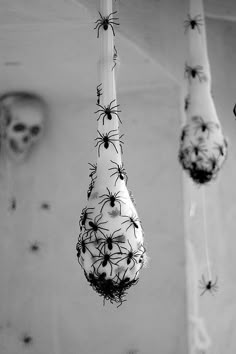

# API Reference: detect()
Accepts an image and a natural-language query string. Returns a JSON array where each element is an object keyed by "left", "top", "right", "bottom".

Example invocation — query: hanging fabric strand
[{"left": 76, "top": 0, "right": 146, "bottom": 307}]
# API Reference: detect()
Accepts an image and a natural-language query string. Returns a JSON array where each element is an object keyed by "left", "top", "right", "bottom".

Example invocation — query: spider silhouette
[
  {"left": 184, "top": 95, "right": 190, "bottom": 111},
  {"left": 96, "top": 83, "right": 102, "bottom": 105},
  {"left": 189, "top": 140, "right": 208, "bottom": 157},
  {"left": 84, "top": 213, "right": 109, "bottom": 241},
  {"left": 94, "top": 11, "right": 119, "bottom": 38},
  {"left": 116, "top": 241, "right": 145, "bottom": 271},
  {"left": 121, "top": 213, "right": 140, "bottom": 238},
  {"left": 185, "top": 63, "right": 207, "bottom": 82},
  {"left": 29, "top": 241, "right": 41, "bottom": 253},
  {"left": 109, "top": 160, "right": 128, "bottom": 185},
  {"left": 95, "top": 99, "right": 122, "bottom": 125},
  {"left": 99, "top": 187, "right": 125, "bottom": 213},
  {"left": 87, "top": 179, "right": 95, "bottom": 199},
  {"left": 79, "top": 207, "right": 94, "bottom": 231},
  {"left": 95, "top": 129, "right": 120, "bottom": 157},
  {"left": 213, "top": 142, "right": 225, "bottom": 158},
  {"left": 112, "top": 45, "right": 118, "bottom": 70},
  {"left": 92, "top": 249, "right": 121, "bottom": 276},
  {"left": 76, "top": 234, "right": 96, "bottom": 258},
  {"left": 192, "top": 116, "right": 218, "bottom": 138},
  {"left": 199, "top": 275, "right": 218, "bottom": 296},
  {"left": 21, "top": 333, "right": 33, "bottom": 346},
  {"left": 184, "top": 14, "right": 203, "bottom": 33},
  {"left": 180, "top": 125, "right": 190, "bottom": 143},
  {"left": 88, "top": 162, "right": 97, "bottom": 179},
  {"left": 97, "top": 228, "right": 126, "bottom": 254}
]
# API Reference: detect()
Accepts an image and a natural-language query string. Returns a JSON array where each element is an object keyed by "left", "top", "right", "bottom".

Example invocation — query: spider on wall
[
  {"left": 199, "top": 275, "right": 219, "bottom": 296},
  {"left": 184, "top": 14, "right": 203, "bottom": 33},
  {"left": 94, "top": 11, "right": 119, "bottom": 38}
]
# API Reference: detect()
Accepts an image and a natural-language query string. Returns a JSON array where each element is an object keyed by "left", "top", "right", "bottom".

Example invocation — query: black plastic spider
[
  {"left": 192, "top": 116, "right": 218, "bottom": 138},
  {"left": 29, "top": 241, "right": 41, "bottom": 253},
  {"left": 184, "top": 14, "right": 203, "bottom": 33},
  {"left": 97, "top": 228, "right": 126, "bottom": 254},
  {"left": 9, "top": 197, "right": 16, "bottom": 211},
  {"left": 76, "top": 233, "right": 96, "bottom": 258},
  {"left": 180, "top": 125, "right": 190, "bottom": 143},
  {"left": 184, "top": 95, "right": 190, "bottom": 111},
  {"left": 88, "top": 162, "right": 97, "bottom": 179},
  {"left": 95, "top": 99, "right": 122, "bottom": 125},
  {"left": 87, "top": 179, "right": 95, "bottom": 199},
  {"left": 92, "top": 249, "right": 121, "bottom": 276},
  {"left": 116, "top": 240, "right": 145, "bottom": 271},
  {"left": 94, "top": 11, "right": 119, "bottom": 38},
  {"left": 99, "top": 187, "right": 125, "bottom": 213},
  {"left": 112, "top": 45, "right": 118, "bottom": 70},
  {"left": 96, "top": 83, "right": 102, "bottom": 105},
  {"left": 189, "top": 140, "right": 208, "bottom": 157},
  {"left": 213, "top": 142, "right": 225, "bottom": 158},
  {"left": 109, "top": 160, "right": 128, "bottom": 185},
  {"left": 95, "top": 129, "right": 120, "bottom": 157},
  {"left": 79, "top": 207, "right": 94, "bottom": 231},
  {"left": 185, "top": 63, "right": 207, "bottom": 82},
  {"left": 121, "top": 213, "right": 140, "bottom": 238},
  {"left": 21, "top": 333, "right": 33, "bottom": 346},
  {"left": 84, "top": 213, "right": 109, "bottom": 241},
  {"left": 199, "top": 275, "right": 218, "bottom": 296}
]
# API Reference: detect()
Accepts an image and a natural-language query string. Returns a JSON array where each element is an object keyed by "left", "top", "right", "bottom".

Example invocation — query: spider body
[
  {"left": 184, "top": 14, "right": 203, "bottom": 33},
  {"left": 84, "top": 213, "right": 109, "bottom": 240},
  {"left": 94, "top": 11, "right": 119, "bottom": 38},
  {"left": 117, "top": 241, "right": 145, "bottom": 271},
  {"left": 99, "top": 187, "right": 125, "bottom": 213},
  {"left": 97, "top": 228, "right": 125, "bottom": 254},
  {"left": 96, "top": 83, "right": 102, "bottom": 105},
  {"left": 189, "top": 140, "right": 207, "bottom": 157},
  {"left": 192, "top": 116, "right": 218, "bottom": 137},
  {"left": 92, "top": 249, "right": 121, "bottom": 276},
  {"left": 95, "top": 99, "right": 122, "bottom": 125},
  {"left": 109, "top": 160, "right": 128, "bottom": 185},
  {"left": 95, "top": 129, "right": 119, "bottom": 157},
  {"left": 185, "top": 64, "right": 207, "bottom": 82},
  {"left": 79, "top": 207, "right": 94, "bottom": 231},
  {"left": 184, "top": 95, "right": 190, "bottom": 111},
  {"left": 199, "top": 275, "right": 218, "bottom": 296},
  {"left": 121, "top": 213, "right": 140, "bottom": 238}
]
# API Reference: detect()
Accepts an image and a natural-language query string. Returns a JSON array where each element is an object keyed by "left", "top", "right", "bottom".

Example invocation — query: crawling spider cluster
[{"left": 178, "top": 115, "right": 228, "bottom": 184}]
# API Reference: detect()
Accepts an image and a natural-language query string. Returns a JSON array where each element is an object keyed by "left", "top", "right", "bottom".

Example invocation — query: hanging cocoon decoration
[
  {"left": 76, "top": 0, "right": 146, "bottom": 306},
  {"left": 178, "top": 0, "right": 228, "bottom": 185}
]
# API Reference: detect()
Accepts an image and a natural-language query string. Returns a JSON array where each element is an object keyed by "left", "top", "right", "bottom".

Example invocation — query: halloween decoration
[
  {"left": 178, "top": 0, "right": 228, "bottom": 185},
  {"left": 0, "top": 92, "right": 47, "bottom": 162},
  {"left": 76, "top": 0, "right": 146, "bottom": 306}
]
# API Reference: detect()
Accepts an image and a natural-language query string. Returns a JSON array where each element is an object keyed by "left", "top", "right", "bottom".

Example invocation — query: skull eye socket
[
  {"left": 30, "top": 126, "right": 40, "bottom": 136},
  {"left": 13, "top": 123, "right": 26, "bottom": 132}
]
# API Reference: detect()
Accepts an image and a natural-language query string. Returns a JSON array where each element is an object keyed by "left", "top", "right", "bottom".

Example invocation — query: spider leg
[
  {"left": 99, "top": 199, "right": 110, "bottom": 213},
  {"left": 109, "top": 23, "right": 116, "bottom": 36},
  {"left": 109, "top": 140, "right": 119, "bottom": 154},
  {"left": 200, "top": 288, "right": 208, "bottom": 296}
]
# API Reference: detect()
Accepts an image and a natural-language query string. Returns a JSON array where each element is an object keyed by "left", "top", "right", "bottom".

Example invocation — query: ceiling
[{"left": 0, "top": 0, "right": 235, "bottom": 103}]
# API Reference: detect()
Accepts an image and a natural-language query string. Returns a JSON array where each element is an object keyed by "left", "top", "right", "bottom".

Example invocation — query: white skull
[{"left": 0, "top": 93, "right": 46, "bottom": 162}]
